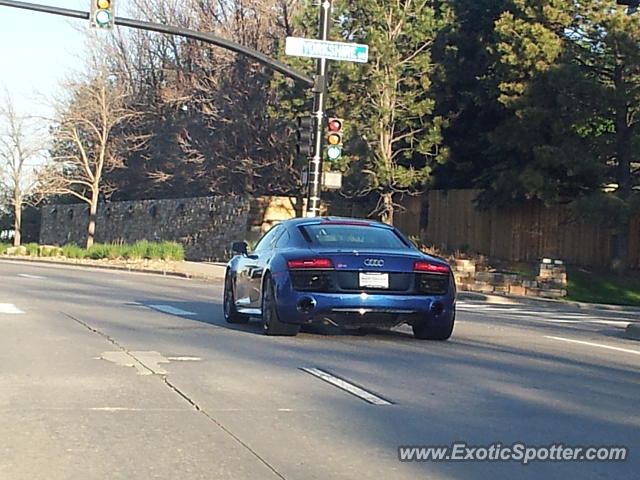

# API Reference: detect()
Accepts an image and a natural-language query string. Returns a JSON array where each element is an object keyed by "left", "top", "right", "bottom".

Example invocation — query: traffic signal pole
[{"left": 305, "top": 0, "right": 332, "bottom": 218}]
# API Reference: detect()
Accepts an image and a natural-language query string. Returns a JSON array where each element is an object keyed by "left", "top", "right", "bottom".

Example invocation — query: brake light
[
  {"left": 320, "top": 220, "right": 371, "bottom": 226},
  {"left": 414, "top": 261, "right": 449, "bottom": 274},
  {"left": 287, "top": 258, "right": 334, "bottom": 269}
]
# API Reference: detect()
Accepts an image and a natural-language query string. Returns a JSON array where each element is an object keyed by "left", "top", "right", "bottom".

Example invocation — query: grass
[
  {"left": 1, "top": 241, "right": 185, "bottom": 262},
  {"left": 25, "top": 243, "right": 39, "bottom": 256},
  {"left": 565, "top": 268, "right": 640, "bottom": 307},
  {"left": 61, "top": 244, "right": 88, "bottom": 259}
]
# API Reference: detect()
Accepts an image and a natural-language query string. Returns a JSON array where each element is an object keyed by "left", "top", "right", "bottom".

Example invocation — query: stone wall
[
  {"left": 39, "top": 196, "right": 258, "bottom": 261},
  {"left": 39, "top": 195, "right": 308, "bottom": 261},
  {"left": 452, "top": 257, "right": 567, "bottom": 299}
]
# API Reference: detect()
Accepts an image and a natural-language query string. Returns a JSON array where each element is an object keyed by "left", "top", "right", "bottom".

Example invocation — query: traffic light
[
  {"left": 90, "top": 0, "right": 115, "bottom": 29},
  {"left": 326, "top": 117, "right": 343, "bottom": 162},
  {"left": 296, "top": 116, "right": 315, "bottom": 157}
]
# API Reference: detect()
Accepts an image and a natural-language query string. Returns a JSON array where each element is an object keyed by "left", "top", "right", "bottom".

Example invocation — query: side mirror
[{"left": 231, "top": 241, "right": 248, "bottom": 255}]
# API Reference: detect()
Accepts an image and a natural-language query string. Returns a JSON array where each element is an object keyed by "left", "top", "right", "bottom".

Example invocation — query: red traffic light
[{"left": 327, "top": 118, "right": 342, "bottom": 132}]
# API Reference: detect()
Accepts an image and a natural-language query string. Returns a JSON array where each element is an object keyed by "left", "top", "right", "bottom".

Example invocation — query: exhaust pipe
[
  {"left": 430, "top": 301, "right": 444, "bottom": 317},
  {"left": 297, "top": 296, "right": 317, "bottom": 314}
]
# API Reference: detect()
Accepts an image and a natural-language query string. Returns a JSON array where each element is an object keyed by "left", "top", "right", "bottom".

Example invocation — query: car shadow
[{"left": 135, "top": 299, "right": 420, "bottom": 341}]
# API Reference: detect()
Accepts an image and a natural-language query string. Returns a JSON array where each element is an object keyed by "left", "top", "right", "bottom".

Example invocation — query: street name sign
[{"left": 285, "top": 37, "right": 369, "bottom": 63}]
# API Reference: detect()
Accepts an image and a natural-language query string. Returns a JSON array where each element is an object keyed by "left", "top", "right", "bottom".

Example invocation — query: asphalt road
[{"left": 1, "top": 260, "right": 638, "bottom": 480}]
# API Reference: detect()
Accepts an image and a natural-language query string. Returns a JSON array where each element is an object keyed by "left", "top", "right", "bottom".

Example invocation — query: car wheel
[
  {"left": 412, "top": 311, "right": 455, "bottom": 340},
  {"left": 261, "top": 274, "right": 300, "bottom": 336},
  {"left": 223, "top": 272, "right": 249, "bottom": 324}
]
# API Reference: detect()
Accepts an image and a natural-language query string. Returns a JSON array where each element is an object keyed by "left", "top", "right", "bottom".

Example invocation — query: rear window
[{"left": 300, "top": 224, "right": 408, "bottom": 249}]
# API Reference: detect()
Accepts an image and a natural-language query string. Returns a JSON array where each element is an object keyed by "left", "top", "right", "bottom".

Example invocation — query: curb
[
  {"left": 0, "top": 256, "right": 224, "bottom": 281},
  {"left": 625, "top": 324, "right": 640, "bottom": 341}
]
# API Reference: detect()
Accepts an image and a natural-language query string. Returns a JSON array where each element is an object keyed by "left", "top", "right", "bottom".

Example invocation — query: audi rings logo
[{"left": 363, "top": 258, "right": 384, "bottom": 268}]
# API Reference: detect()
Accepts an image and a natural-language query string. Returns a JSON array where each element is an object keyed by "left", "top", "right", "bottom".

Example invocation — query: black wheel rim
[
  {"left": 262, "top": 279, "right": 274, "bottom": 331},
  {"left": 223, "top": 276, "right": 233, "bottom": 319}
]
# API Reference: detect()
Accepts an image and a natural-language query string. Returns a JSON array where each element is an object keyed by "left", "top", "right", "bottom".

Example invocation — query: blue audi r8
[{"left": 223, "top": 217, "right": 456, "bottom": 339}]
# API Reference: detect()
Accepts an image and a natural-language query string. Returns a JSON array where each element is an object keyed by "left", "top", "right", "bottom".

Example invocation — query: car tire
[
  {"left": 412, "top": 311, "right": 455, "bottom": 340},
  {"left": 223, "top": 272, "right": 249, "bottom": 324},
  {"left": 261, "top": 274, "right": 300, "bottom": 336}
]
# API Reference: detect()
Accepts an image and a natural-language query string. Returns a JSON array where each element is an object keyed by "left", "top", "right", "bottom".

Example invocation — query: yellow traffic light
[{"left": 327, "top": 133, "right": 341, "bottom": 145}]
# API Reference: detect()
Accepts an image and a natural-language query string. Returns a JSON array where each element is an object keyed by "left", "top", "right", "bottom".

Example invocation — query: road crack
[{"left": 62, "top": 312, "right": 287, "bottom": 480}]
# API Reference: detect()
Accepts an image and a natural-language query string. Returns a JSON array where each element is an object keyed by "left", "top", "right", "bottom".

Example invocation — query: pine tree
[
  {"left": 318, "top": 0, "right": 453, "bottom": 224},
  {"left": 488, "top": 0, "right": 640, "bottom": 269}
]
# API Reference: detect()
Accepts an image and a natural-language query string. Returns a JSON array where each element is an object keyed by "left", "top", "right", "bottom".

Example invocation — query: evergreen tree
[
  {"left": 327, "top": 0, "right": 452, "bottom": 224},
  {"left": 432, "top": 0, "right": 513, "bottom": 189},
  {"left": 488, "top": 0, "right": 640, "bottom": 269}
]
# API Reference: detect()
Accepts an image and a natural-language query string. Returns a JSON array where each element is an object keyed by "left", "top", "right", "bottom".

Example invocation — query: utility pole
[{"left": 305, "top": 0, "right": 332, "bottom": 218}]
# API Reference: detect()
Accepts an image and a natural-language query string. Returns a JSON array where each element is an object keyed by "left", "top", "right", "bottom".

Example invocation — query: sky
[{"left": 0, "top": 0, "right": 123, "bottom": 118}]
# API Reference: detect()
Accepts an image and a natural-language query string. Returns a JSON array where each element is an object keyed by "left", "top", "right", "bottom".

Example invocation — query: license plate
[{"left": 359, "top": 272, "right": 389, "bottom": 289}]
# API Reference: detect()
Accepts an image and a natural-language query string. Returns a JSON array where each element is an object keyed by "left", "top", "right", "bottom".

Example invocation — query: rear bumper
[{"left": 275, "top": 287, "right": 455, "bottom": 328}]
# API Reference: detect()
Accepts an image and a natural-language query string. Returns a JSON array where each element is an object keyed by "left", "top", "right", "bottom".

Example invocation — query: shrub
[
  {"left": 104, "top": 243, "right": 127, "bottom": 260},
  {"left": 126, "top": 240, "right": 151, "bottom": 259},
  {"left": 158, "top": 241, "right": 185, "bottom": 261},
  {"left": 25, "top": 243, "right": 39, "bottom": 256},
  {"left": 38, "top": 245, "right": 62, "bottom": 257},
  {"left": 61, "top": 244, "right": 87, "bottom": 259},
  {"left": 124, "top": 240, "right": 184, "bottom": 261},
  {"left": 1, "top": 241, "right": 185, "bottom": 261},
  {"left": 87, "top": 244, "right": 112, "bottom": 260}
]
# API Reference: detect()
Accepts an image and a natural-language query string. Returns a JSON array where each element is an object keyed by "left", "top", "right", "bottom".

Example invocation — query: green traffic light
[
  {"left": 95, "top": 9, "right": 111, "bottom": 25},
  {"left": 327, "top": 145, "right": 342, "bottom": 160}
]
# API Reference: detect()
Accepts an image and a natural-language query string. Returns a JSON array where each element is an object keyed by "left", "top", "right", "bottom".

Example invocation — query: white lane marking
[
  {"left": 545, "top": 336, "right": 640, "bottom": 356},
  {"left": 166, "top": 356, "right": 201, "bottom": 361},
  {"left": 18, "top": 274, "right": 45, "bottom": 279},
  {"left": 458, "top": 305, "right": 533, "bottom": 314},
  {"left": 587, "top": 320, "right": 631, "bottom": 328},
  {"left": 0, "top": 303, "right": 24, "bottom": 314},
  {"left": 541, "top": 319, "right": 583, "bottom": 324},
  {"left": 460, "top": 304, "right": 630, "bottom": 327},
  {"left": 537, "top": 319, "right": 629, "bottom": 328},
  {"left": 89, "top": 407, "right": 145, "bottom": 412},
  {"left": 147, "top": 305, "right": 196, "bottom": 316},
  {"left": 301, "top": 367, "right": 393, "bottom": 406}
]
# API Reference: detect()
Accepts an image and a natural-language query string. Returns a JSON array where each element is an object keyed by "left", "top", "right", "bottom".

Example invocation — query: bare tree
[
  {"left": 44, "top": 71, "right": 142, "bottom": 248},
  {"left": 0, "top": 92, "right": 48, "bottom": 246},
  {"left": 95, "top": 0, "right": 304, "bottom": 199}
]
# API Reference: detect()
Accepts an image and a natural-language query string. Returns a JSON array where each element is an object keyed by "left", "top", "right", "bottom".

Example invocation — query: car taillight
[
  {"left": 287, "top": 258, "right": 334, "bottom": 269},
  {"left": 414, "top": 261, "right": 449, "bottom": 274}
]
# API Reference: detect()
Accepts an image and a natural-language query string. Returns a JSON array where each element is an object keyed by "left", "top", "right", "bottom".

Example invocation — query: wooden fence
[{"left": 395, "top": 190, "right": 640, "bottom": 269}]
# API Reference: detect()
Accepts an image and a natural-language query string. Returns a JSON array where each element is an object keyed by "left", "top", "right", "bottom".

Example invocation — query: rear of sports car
[{"left": 275, "top": 222, "right": 456, "bottom": 340}]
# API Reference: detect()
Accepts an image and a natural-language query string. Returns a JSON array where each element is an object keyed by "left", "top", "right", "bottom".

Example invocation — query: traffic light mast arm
[{"left": 0, "top": 0, "right": 315, "bottom": 88}]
